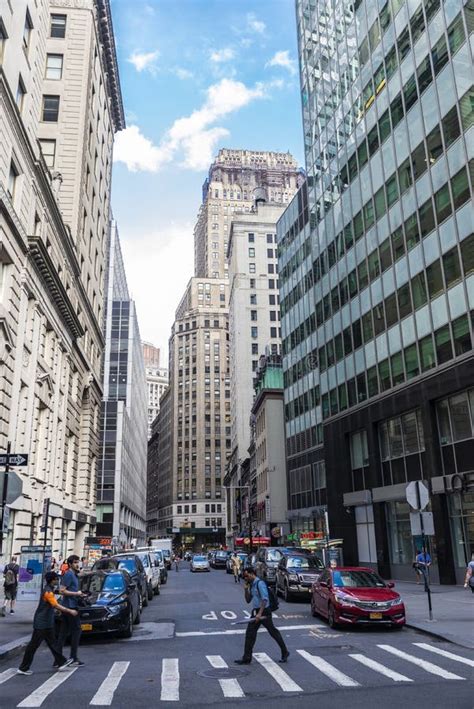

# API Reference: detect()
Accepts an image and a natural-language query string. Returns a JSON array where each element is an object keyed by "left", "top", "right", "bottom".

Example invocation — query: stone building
[
  {"left": 142, "top": 341, "right": 168, "bottom": 440},
  {"left": 0, "top": 0, "right": 124, "bottom": 560}
]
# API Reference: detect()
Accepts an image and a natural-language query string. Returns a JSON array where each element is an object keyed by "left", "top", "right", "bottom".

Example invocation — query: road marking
[
  {"left": 161, "top": 658, "right": 179, "bottom": 702},
  {"left": 0, "top": 668, "right": 17, "bottom": 685},
  {"left": 253, "top": 652, "right": 303, "bottom": 692},
  {"left": 17, "top": 668, "right": 77, "bottom": 707},
  {"left": 177, "top": 624, "right": 321, "bottom": 637},
  {"left": 349, "top": 653, "right": 412, "bottom": 682},
  {"left": 221, "top": 611, "right": 237, "bottom": 620},
  {"left": 378, "top": 645, "right": 465, "bottom": 680},
  {"left": 413, "top": 643, "right": 474, "bottom": 668},
  {"left": 206, "top": 656, "right": 245, "bottom": 698},
  {"left": 297, "top": 649, "right": 359, "bottom": 687},
  {"left": 90, "top": 661, "right": 129, "bottom": 705}
]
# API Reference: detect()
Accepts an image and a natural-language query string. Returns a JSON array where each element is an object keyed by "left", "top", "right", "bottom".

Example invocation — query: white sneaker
[
  {"left": 17, "top": 669, "right": 33, "bottom": 675},
  {"left": 58, "top": 659, "right": 75, "bottom": 671}
]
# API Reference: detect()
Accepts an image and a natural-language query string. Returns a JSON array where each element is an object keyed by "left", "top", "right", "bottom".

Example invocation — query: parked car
[
  {"left": 93, "top": 554, "right": 149, "bottom": 607},
  {"left": 134, "top": 548, "right": 161, "bottom": 598},
  {"left": 207, "top": 550, "right": 216, "bottom": 565},
  {"left": 190, "top": 555, "right": 210, "bottom": 572},
  {"left": 184, "top": 551, "right": 192, "bottom": 561},
  {"left": 151, "top": 548, "right": 168, "bottom": 584},
  {"left": 78, "top": 569, "right": 141, "bottom": 638},
  {"left": 276, "top": 554, "right": 324, "bottom": 601},
  {"left": 161, "top": 549, "right": 172, "bottom": 570},
  {"left": 226, "top": 552, "right": 248, "bottom": 574},
  {"left": 311, "top": 567, "right": 406, "bottom": 629},
  {"left": 211, "top": 550, "right": 230, "bottom": 569},
  {"left": 242, "top": 552, "right": 257, "bottom": 573},
  {"left": 254, "top": 547, "right": 302, "bottom": 588}
]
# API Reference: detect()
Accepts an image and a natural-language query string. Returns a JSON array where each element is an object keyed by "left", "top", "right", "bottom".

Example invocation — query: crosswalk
[{"left": 1, "top": 642, "right": 472, "bottom": 705}]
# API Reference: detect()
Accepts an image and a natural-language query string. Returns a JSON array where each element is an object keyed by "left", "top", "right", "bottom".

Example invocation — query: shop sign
[
  {"left": 300, "top": 531, "right": 324, "bottom": 540},
  {"left": 271, "top": 526, "right": 281, "bottom": 538}
]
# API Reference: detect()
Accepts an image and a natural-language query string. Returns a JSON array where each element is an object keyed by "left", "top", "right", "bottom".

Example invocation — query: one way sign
[{"left": 0, "top": 453, "right": 29, "bottom": 467}]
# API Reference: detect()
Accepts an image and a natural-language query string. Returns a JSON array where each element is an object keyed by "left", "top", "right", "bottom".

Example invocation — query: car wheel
[
  {"left": 154, "top": 584, "right": 160, "bottom": 595},
  {"left": 284, "top": 584, "right": 292, "bottom": 603},
  {"left": 328, "top": 604, "right": 338, "bottom": 629},
  {"left": 121, "top": 609, "right": 134, "bottom": 638},
  {"left": 134, "top": 606, "right": 141, "bottom": 625},
  {"left": 162, "top": 575, "right": 167, "bottom": 585},
  {"left": 147, "top": 584, "right": 154, "bottom": 601},
  {"left": 142, "top": 592, "right": 149, "bottom": 608}
]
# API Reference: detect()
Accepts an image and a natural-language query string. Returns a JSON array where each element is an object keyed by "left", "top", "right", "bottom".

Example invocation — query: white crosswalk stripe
[
  {"left": 297, "top": 649, "right": 359, "bottom": 687},
  {"left": 413, "top": 643, "right": 474, "bottom": 668},
  {"left": 378, "top": 645, "right": 465, "bottom": 680},
  {"left": 17, "top": 668, "right": 77, "bottom": 707},
  {"left": 349, "top": 653, "right": 413, "bottom": 682},
  {"left": 206, "top": 655, "right": 245, "bottom": 698},
  {"left": 0, "top": 668, "right": 17, "bottom": 685},
  {"left": 161, "top": 658, "right": 179, "bottom": 702},
  {"left": 253, "top": 652, "right": 303, "bottom": 692},
  {"left": 90, "top": 661, "right": 130, "bottom": 705}
]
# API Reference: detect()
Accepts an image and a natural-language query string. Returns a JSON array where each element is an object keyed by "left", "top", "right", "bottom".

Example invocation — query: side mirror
[
  {"left": 129, "top": 582, "right": 136, "bottom": 590},
  {"left": 387, "top": 581, "right": 395, "bottom": 588},
  {"left": 319, "top": 580, "right": 328, "bottom": 588}
]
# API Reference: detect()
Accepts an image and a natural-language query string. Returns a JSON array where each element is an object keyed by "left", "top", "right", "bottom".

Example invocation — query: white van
[{"left": 133, "top": 548, "right": 161, "bottom": 600}]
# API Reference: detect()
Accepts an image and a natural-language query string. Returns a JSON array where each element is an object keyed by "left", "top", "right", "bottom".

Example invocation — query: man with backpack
[
  {"left": 2, "top": 555, "right": 20, "bottom": 616},
  {"left": 235, "top": 567, "right": 289, "bottom": 665}
]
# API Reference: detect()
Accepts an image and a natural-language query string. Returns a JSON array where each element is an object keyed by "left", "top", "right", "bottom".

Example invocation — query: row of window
[{"left": 251, "top": 326, "right": 281, "bottom": 339}]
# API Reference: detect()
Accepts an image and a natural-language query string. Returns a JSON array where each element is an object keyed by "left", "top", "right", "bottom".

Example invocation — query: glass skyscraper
[{"left": 279, "top": 0, "right": 474, "bottom": 583}]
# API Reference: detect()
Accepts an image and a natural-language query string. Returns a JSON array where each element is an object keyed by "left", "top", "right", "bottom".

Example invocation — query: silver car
[{"left": 190, "top": 555, "right": 210, "bottom": 572}]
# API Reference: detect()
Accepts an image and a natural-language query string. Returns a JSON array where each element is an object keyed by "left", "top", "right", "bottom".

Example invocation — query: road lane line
[
  {"left": 297, "top": 649, "right": 359, "bottom": 687},
  {"left": 378, "top": 645, "right": 465, "bottom": 680},
  {"left": 17, "top": 668, "right": 77, "bottom": 707},
  {"left": 349, "top": 653, "right": 412, "bottom": 682},
  {"left": 253, "top": 652, "right": 303, "bottom": 692},
  {"left": 90, "top": 661, "right": 129, "bottom": 705},
  {"left": 161, "top": 658, "right": 179, "bottom": 702},
  {"left": 413, "top": 643, "right": 474, "bottom": 668},
  {"left": 176, "top": 623, "right": 323, "bottom": 637},
  {"left": 0, "top": 668, "right": 17, "bottom": 685},
  {"left": 206, "top": 656, "right": 245, "bottom": 698}
]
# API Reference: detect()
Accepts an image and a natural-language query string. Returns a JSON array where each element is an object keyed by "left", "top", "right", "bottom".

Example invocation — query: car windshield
[
  {"left": 135, "top": 553, "right": 150, "bottom": 568},
  {"left": 216, "top": 552, "right": 227, "bottom": 558},
  {"left": 82, "top": 574, "right": 125, "bottom": 593},
  {"left": 116, "top": 559, "right": 136, "bottom": 573},
  {"left": 287, "top": 556, "right": 322, "bottom": 569},
  {"left": 332, "top": 570, "right": 386, "bottom": 588},
  {"left": 266, "top": 549, "right": 282, "bottom": 562},
  {"left": 153, "top": 551, "right": 163, "bottom": 563},
  {"left": 162, "top": 550, "right": 170, "bottom": 558},
  {"left": 193, "top": 556, "right": 206, "bottom": 562}
]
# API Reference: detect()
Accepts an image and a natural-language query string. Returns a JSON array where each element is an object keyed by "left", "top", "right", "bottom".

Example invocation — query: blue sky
[{"left": 110, "top": 0, "right": 304, "bottom": 362}]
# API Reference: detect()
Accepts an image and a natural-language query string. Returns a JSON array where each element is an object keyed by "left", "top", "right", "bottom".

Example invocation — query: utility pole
[{"left": 0, "top": 441, "right": 11, "bottom": 555}]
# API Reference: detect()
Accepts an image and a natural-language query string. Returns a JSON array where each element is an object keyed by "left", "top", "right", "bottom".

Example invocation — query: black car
[
  {"left": 211, "top": 550, "right": 230, "bottom": 569},
  {"left": 93, "top": 554, "right": 149, "bottom": 607},
  {"left": 276, "top": 554, "right": 324, "bottom": 601},
  {"left": 254, "top": 547, "right": 295, "bottom": 588},
  {"left": 78, "top": 570, "right": 141, "bottom": 638}
]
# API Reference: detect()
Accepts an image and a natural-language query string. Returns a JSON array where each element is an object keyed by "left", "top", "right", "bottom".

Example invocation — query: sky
[{"left": 109, "top": 0, "right": 304, "bottom": 365}]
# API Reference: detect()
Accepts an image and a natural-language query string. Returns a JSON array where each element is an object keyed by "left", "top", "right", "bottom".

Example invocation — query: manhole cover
[{"left": 198, "top": 668, "right": 250, "bottom": 679}]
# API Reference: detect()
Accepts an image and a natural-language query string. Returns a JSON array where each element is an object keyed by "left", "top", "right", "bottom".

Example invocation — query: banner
[{"left": 18, "top": 545, "right": 52, "bottom": 602}]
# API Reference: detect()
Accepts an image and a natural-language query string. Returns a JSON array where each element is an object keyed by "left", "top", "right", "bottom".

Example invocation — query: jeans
[
  {"left": 57, "top": 613, "right": 82, "bottom": 660},
  {"left": 243, "top": 610, "right": 288, "bottom": 662},
  {"left": 19, "top": 628, "right": 67, "bottom": 671}
]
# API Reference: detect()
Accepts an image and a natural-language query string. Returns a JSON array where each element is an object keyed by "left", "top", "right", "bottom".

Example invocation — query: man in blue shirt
[
  {"left": 415, "top": 549, "right": 431, "bottom": 584},
  {"left": 235, "top": 567, "right": 289, "bottom": 665},
  {"left": 56, "top": 555, "right": 86, "bottom": 667}
]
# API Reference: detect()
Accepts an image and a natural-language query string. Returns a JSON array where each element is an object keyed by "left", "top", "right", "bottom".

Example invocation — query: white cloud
[
  {"left": 173, "top": 67, "right": 193, "bottom": 80},
  {"left": 128, "top": 50, "right": 160, "bottom": 74},
  {"left": 114, "top": 78, "right": 268, "bottom": 173},
  {"left": 210, "top": 47, "right": 235, "bottom": 63},
  {"left": 247, "top": 12, "right": 266, "bottom": 34},
  {"left": 266, "top": 50, "right": 297, "bottom": 75}
]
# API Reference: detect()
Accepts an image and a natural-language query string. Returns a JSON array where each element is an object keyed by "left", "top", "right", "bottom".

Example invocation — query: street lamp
[{"left": 223, "top": 485, "right": 253, "bottom": 552}]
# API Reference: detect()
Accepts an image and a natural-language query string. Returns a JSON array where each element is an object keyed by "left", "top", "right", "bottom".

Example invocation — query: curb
[
  {"left": 0, "top": 635, "right": 30, "bottom": 662},
  {"left": 405, "top": 621, "right": 474, "bottom": 650}
]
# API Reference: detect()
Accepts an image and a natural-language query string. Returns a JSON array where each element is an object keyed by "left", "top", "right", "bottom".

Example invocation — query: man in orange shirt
[{"left": 17, "top": 572, "right": 77, "bottom": 675}]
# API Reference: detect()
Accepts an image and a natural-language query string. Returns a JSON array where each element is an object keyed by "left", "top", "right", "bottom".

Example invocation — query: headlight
[
  {"left": 108, "top": 601, "right": 128, "bottom": 615},
  {"left": 334, "top": 593, "right": 354, "bottom": 607},
  {"left": 390, "top": 596, "right": 403, "bottom": 606},
  {"left": 288, "top": 573, "right": 299, "bottom": 582}
]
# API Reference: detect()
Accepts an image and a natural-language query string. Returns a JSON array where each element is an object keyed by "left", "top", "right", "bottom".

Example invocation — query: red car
[{"left": 311, "top": 566, "right": 405, "bottom": 628}]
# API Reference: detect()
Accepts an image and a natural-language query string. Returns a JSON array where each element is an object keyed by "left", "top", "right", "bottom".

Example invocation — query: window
[
  {"left": 248, "top": 247, "right": 255, "bottom": 257},
  {"left": 390, "top": 93, "right": 404, "bottom": 129},
  {"left": 39, "top": 139, "right": 56, "bottom": 168},
  {"left": 403, "top": 75, "right": 418, "bottom": 113},
  {"left": 417, "top": 55, "right": 433, "bottom": 95},
  {"left": 443, "top": 248, "right": 461, "bottom": 288},
  {"left": 50, "top": 14, "right": 66, "bottom": 38},
  {"left": 251, "top": 327, "right": 258, "bottom": 338},
  {"left": 350, "top": 430, "right": 369, "bottom": 469},
  {"left": 434, "top": 183, "right": 452, "bottom": 224},
  {"left": 16, "top": 77, "right": 26, "bottom": 112},
  {"left": 23, "top": 10, "right": 33, "bottom": 52},
  {"left": 451, "top": 167, "right": 470, "bottom": 209},
  {"left": 419, "top": 334, "right": 436, "bottom": 371},
  {"left": 45, "top": 54, "right": 63, "bottom": 80},
  {"left": 250, "top": 310, "right": 257, "bottom": 321},
  {"left": 248, "top": 233, "right": 255, "bottom": 243},
  {"left": 459, "top": 88, "right": 474, "bottom": 131},
  {"left": 397, "top": 27, "right": 410, "bottom": 60},
  {"left": 460, "top": 234, "right": 474, "bottom": 276},
  {"left": 250, "top": 293, "right": 257, "bottom": 305},
  {"left": 432, "top": 34, "right": 448, "bottom": 75},
  {"left": 426, "top": 125, "right": 443, "bottom": 164},
  {"left": 7, "top": 161, "right": 19, "bottom": 200},
  {"left": 411, "top": 141, "right": 427, "bottom": 180},
  {"left": 249, "top": 263, "right": 256, "bottom": 274},
  {"left": 442, "top": 106, "right": 461, "bottom": 148},
  {"left": 452, "top": 315, "right": 471, "bottom": 355},
  {"left": 379, "top": 410, "right": 424, "bottom": 460},
  {"left": 447, "top": 13, "right": 465, "bottom": 55},
  {"left": 42, "top": 95, "right": 60, "bottom": 122},
  {"left": 410, "top": 6, "right": 425, "bottom": 45},
  {"left": 427, "top": 259, "right": 444, "bottom": 297},
  {"left": 435, "top": 324, "right": 453, "bottom": 364},
  {"left": 270, "top": 327, "right": 278, "bottom": 338},
  {"left": 251, "top": 343, "right": 258, "bottom": 355}
]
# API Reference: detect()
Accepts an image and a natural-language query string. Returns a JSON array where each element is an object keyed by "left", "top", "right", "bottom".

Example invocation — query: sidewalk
[
  {"left": 0, "top": 601, "right": 36, "bottom": 661},
  {"left": 395, "top": 580, "right": 474, "bottom": 649}
]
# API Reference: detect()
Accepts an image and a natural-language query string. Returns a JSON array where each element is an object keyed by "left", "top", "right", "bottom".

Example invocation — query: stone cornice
[
  {"left": 96, "top": 0, "right": 125, "bottom": 132},
  {"left": 0, "top": 185, "right": 29, "bottom": 256}
]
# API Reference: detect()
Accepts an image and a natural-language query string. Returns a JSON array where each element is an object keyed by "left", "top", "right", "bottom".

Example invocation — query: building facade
[
  {"left": 146, "top": 386, "right": 172, "bottom": 539},
  {"left": 97, "top": 225, "right": 148, "bottom": 546},
  {"left": 0, "top": 0, "right": 124, "bottom": 561},
  {"left": 280, "top": 0, "right": 474, "bottom": 583},
  {"left": 142, "top": 341, "right": 168, "bottom": 439}
]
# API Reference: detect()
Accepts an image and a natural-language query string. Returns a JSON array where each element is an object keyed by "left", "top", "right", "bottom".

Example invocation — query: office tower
[
  {"left": 142, "top": 341, "right": 169, "bottom": 439},
  {"left": 279, "top": 0, "right": 474, "bottom": 583},
  {"left": 0, "top": 0, "right": 124, "bottom": 558},
  {"left": 97, "top": 225, "right": 148, "bottom": 546}
]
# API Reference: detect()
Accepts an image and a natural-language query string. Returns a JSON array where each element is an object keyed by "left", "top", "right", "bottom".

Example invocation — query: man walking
[
  {"left": 231, "top": 553, "right": 242, "bottom": 583},
  {"left": 235, "top": 567, "right": 289, "bottom": 665},
  {"left": 17, "top": 571, "right": 76, "bottom": 675},
  {"left": 2, "top": 555, "right": 19, "bottom": 616},
  {"left": 56, "top": 555, "right": 86, "bottom": 667}
]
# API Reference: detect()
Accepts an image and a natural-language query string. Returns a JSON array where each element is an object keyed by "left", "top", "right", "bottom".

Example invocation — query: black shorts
[{"left": 4, "top": 585, "right": 17, "bottom": 601}]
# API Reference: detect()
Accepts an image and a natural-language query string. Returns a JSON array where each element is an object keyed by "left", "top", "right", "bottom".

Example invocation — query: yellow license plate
[
  {"left": 81, "top": 623, "right": 93, "bottom": 631},
  {"left": 369, "top": 612, "right": 383, "bottom": 620}
]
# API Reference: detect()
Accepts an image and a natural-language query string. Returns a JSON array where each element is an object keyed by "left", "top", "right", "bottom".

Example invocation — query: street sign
[
  {"left": 406, "top": 480, "right": 429, "bottom": 510},
  {"left": 0, "top": 453, "right": 28, "bottom": 466},
  {"left": 0, "top": 471, "right": 23, "bottom": 505},
  {"left": 1, "top": 506, "right": 10, "bottom": 533},
  {"left": 410, "top": 511, "right": 435, "bottom": 536}
]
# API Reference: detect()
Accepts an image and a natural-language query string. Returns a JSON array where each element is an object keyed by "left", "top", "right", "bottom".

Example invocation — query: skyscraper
[
  {"left": 279, "top": 0, "right": 474, "bottom": 583},
  {"left": 142, "top": 342, "right": 169, "bottom": 439}
]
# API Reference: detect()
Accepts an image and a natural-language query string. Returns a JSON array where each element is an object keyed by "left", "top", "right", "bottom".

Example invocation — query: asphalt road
[{"left": 0, "top": 562, "right": 473, "bottom": 708}]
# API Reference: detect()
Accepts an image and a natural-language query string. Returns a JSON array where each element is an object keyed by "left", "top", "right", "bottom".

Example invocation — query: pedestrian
[
  {"left": 2, "top": 555, "right": 20, "bottom": 616},
  {"left": 174, "top": 553, "right": 180, "bottom": 572},
  {"left": 231, "top": 553, "right": 242, "bottom": 584},
  {"left": 234, "top": 568, "right": 289, "bottom": 665},
  {"left": 60, "top": 559, "right": 69, "bottom": 576},
  {"left": 463, "top": 552, "right": 474, "bottom": 593},
  {"left": 17, "top": 571, "right": 76, "bottom": 675},
  {"left": 56, "top": 555, "right": 86, "bottom": 667},
  {"left": 414, "top": 548, "right": 431, "bottom": 584}
]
